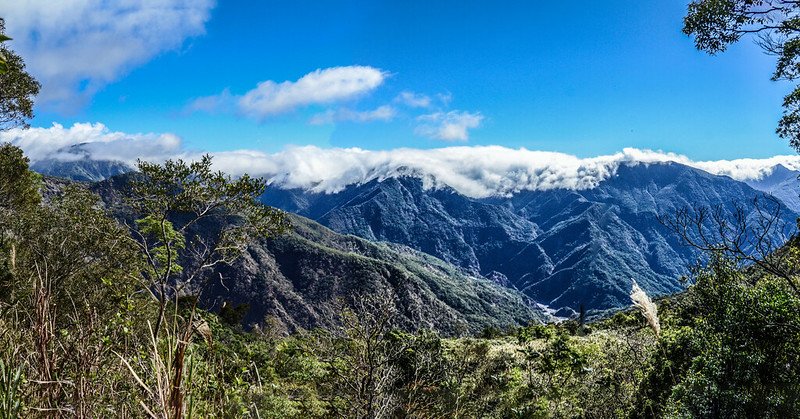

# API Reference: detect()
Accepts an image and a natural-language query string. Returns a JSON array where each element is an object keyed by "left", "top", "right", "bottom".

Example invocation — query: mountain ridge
[
  {"left": 86, "top": 175, "right": 546, "bottom": 334},
  {"left": 262, "top": 161, "right": 798, "bottom": 315}
]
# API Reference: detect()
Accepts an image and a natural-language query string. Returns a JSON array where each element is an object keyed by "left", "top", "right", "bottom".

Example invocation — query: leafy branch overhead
[
  {"left": 0, "top": 34, "right": 11, "bottom": 74},
  {"left": 131, "top": 155, "right": 290, "bottom": 266},
  {"left": 0, "top": 19, "right": 39, "bottom": 130},
  {"left": 684, "top": 0, "right": 800, "bottom": 151}
]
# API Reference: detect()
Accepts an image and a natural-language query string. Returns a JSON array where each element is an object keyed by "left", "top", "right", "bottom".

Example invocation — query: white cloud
[
  {"left": 0, "top": 0, "right": 215, "bottom": 110},
  {"left": 7, "top": 123, "right": 800, "bottom": 198},
  {"left": 0, "top": 122, "right": 183, "bottom": 164},
  {"left": 436, "top": 92, "right": 453, "bottom": 107},
  {"left": 415, "top": 111, "right": 484, "bottom": 141},
  {"left": 309, "top": 105, "right": 396, "bottom": 125},
  {"left": 190, "top": 66, "right": 388, "bottom": 120},
  {"left": 244, "top": 147, "right": 800, "bottom": 197},
  {"left": 690, "top": 156, "right": 800, "bottom": 181},
  {"left": 395, "top": 91, "right": 431, "bottom": 108}
]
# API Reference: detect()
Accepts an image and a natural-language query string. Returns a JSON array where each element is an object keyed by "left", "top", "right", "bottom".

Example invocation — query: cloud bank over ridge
[{"left": 3, "top": 122, "right": 800, "bottom": 198}]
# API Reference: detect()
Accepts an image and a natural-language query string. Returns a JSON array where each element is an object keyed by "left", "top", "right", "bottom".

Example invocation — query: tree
[
  {"left": 684, "top": 0, "right": 800, "bottom": 151},
  {"left": 125, "top": 155, "right": 289, "bottom": 418},
  {"left": 633, "top": 252, "right": 800, "bottom": 417},
  {"left": 0, "top": 145, "right": 145, "bottom": 416},
  {"left": 0, "top": 34, "right": 11, "bottom": 75},
  {"left": 0, "top": 18, "right": 40, "bottom": 130},
  {"left": 0, "top": 143, "right": 40, "bottom": 302},
  {"left": 313, "top": 294, "right": 403, "bottom": 419},
  {"left": 12, "top": 186, "right": 143, "bottom": 415},
  {"left": 659, "top": 195, "right": 800, "bottom": 296}
]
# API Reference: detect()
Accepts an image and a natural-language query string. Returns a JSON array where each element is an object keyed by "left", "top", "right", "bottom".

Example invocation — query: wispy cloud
[
  {"left": 436, "top": 92, "right": 453, "bottom": 107},
  {"left": 1, "top": 0, "right": 215, "bottom": 111},
  {"left": 8, "top": 123, "right": 800, "bottom": 198},
  {"left": 189, "top": 66, "right": 388, "bottom": 120},
  {"left": 184, "top": 89, "right": 234, "bottom": 115},
  {"left": 395, "top": 91, "right": 432, "bottom": 108},
  {"left": 415, "top": 111, "right": 484, "bottom": 141},
  {"left": 309, "top": 105, "right": 396, "bottom": 125}
]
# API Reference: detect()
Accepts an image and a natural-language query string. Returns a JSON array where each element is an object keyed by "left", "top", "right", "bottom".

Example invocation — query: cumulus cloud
[
  {"left": 415, "top": 111, "right": 484, "bottom": 141},
  {"left": 1, "top": 0, "right": 215, "bottom": 110},
  {"left": 190, "top": 66, "right": 388, "bottom": 120},
  {"left": 6, "top": 123, "right": 800, "bottom": 198},
  {"left": 309, "top": 105, "right": 396, "bottom": 125}
]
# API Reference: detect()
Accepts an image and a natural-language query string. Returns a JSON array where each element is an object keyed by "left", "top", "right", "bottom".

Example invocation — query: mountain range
[
  {"left": 261, "top": 162, "right": 800, "bottom": 316},
  {"left": 34, "top": 157, "right": 800, "bottom": 321}
]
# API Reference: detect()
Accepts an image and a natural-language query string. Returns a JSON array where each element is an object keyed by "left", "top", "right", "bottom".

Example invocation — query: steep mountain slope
[
  {"left": 264, "top": 177, "right": 541, "bottom": 275},
  {"left": 29, "top": 143, "right": 134, "bottom": 182},
  {"left": 745, "top": 164, "right": 800, "bottom": 213},
  {"left": 32, "top": 158, "right": 133, "bottom": 182},
  {"left": 262, "top": 162, "right": 798, "bottom": 315},
  {"left": 90, "top": 175, "right": 544, "bottom": 334},
  {"left": 209, "top": 214, "right": 545, "bottom": 334}
]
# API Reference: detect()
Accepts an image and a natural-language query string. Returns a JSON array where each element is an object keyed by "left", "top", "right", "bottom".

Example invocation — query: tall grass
[
  {"left": 630, "top": 280, "right": 661, "bottom": 337},
  {"left": 0, "top": 352, "right": 23, "bottom": 419}
]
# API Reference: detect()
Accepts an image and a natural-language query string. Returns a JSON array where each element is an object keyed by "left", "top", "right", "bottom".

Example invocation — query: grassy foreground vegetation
[{"left": 0, "top": 143, "right": 798, "bottom": 417}]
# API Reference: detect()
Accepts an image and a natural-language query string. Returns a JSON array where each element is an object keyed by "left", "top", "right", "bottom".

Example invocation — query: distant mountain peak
[
  {"left": 745, "top": 164, "right": 800, "bottom": 212},
  {"left": 31, "top": 157, "right": 134, "bottom": 182}
]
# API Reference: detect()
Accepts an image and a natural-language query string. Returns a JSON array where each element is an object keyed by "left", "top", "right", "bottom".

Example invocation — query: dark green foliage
[
  {"left": 125, "top": 155, "right": 292, "bottom": 417},
  {"left": 0, "top": 34, "right": 11, "bottom": 75},
  {"left": 633, "top": 326, "right": 700, "bottom": 417},
  {"left": 0, "top": 143, "right": 40, "bottom": 296},
  {"left": 0, "top": 145, "right": 147, "bottom": 414},
  {"left": 0, "top": 352, "right": 23, "bottom": 419},
  {"left": 634, "top": 253, "right": 800, "bottom": 417},
  {"left": 479, "top": 325, "right": 505, "bottom": 339},
  {"left": 219, "top": 302, "right": 251, "bottom": 328},
  {"left": 132, "top": 155, "right": 290, "bottom": 244},
  {"left": 0, "top": 19, "right": 39, "bottom": 130},
  {"left": 128, "top": 155, "right": 290, "bottom": 334},
  {"left": 0, "top": 143, "right": 40, "bottom": 212}
]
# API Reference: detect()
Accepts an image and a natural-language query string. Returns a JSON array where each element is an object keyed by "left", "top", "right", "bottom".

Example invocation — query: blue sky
[{"left": 4, "top": 0, "right": 795, "bottom": 160}]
